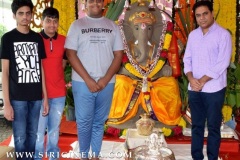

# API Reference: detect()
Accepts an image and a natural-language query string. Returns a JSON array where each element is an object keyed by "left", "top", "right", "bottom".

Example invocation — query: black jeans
[{"left": 189, "top": 88, "right": 226, "bottom": 160}]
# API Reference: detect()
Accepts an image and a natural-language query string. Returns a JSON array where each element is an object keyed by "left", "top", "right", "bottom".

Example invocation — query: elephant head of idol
[{"left": 118, "top": 1, "right": 172, "bottom": 79}]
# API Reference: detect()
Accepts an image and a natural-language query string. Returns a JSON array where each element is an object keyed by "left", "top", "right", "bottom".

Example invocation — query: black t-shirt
[{"left": 0, "top": 29, "right": 46, "bottom": 101}]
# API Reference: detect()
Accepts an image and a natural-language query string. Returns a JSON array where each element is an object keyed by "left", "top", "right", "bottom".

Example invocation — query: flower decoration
[
  {"left": 104, "top": 125, "right": 127, "bottom": 137},
  {"left": 160, "top": 50, "right": 168, "bottom": 59},
  {"left": 121, "top": 129, "right": 128, "bottom": 136},
  {"left": 161, "top": 117, "right": 186, "bottom": 137},
  {"left": 161, "top": 126, "right": 183, "bottom": 137},
  {"left": 104, "top": 116, "right": 186, "bottom": 138},
  {"left": 213, "top": 0, "right": 236, "bottom": 63},
  {"left": 162, "top": 33, "right": 172, "bottom": 50},
  {"left": 166, "top": 21, "right": 174, "bottom": 31},
  {"left": 65, "top": 82, "right": 74, "bottom": 107},
  {"left": 64, "top": 63, "right": 75, "bottom": 119},
  {"left": 178, "top": 117, "right": 187, "bottom": 128},
  {"left": 105, "top": 126, "right": 121, "bottom": 137},
  {"left": 122, "top": 54, "right": 129, "bottom": 64},
  {"left": 161, "top": 127, "right": 173, "bottom": 137},
  {"left": 172, "top": 126, "right": 183, "bottom": 135},
  {"left": 222, "top": 105, "right": 233, "bottom": 122},
  {"left": 53, "top": 0, "right": 76, "bottom": 36}
]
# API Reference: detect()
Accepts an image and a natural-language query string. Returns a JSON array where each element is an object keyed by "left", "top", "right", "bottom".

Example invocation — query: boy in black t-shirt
[{"left": 0, "top": 0, "right": 49, "bottom": 159}]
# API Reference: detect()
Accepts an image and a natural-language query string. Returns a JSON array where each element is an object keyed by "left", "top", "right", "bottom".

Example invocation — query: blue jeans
[
  {"left": 72, "top": 81, "right": 114, "bottom": 158},
  {"left": 189, "top": 88, "right": 226, "bottom": 160},
  {"left": 35, "top": 96, "right": 66, "bottom": 160},
  {"left": 11, "top": 100, "right": 42, "bottom": 160}
]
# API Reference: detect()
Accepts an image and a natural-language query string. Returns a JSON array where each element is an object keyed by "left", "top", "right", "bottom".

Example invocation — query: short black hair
[
  {"left": 193, "top": 0, "right": 213, "bottom": 15},
  {"left": 11, "top": 0, "right": 34, "bottom": 15},
  {"left": 42, "top": 7, "right": 59, "bottom": 20}
]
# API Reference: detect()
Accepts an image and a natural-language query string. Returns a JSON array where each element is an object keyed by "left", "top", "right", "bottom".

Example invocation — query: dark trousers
[{"left": 189, "top": 88, "right": 226, "bottom": 160}]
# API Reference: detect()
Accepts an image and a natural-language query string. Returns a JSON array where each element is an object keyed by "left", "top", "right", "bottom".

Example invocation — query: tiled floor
[{"left": 0, "top": 118, "right": 12, "bottom": 143}]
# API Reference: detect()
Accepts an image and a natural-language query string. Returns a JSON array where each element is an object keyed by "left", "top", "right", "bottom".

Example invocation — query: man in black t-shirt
[{"left": 0, "top": 0, "right": 49, "bottom": 159}]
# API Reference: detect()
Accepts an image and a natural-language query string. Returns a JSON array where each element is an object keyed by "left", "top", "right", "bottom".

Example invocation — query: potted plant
[{"left": 64, "top": 63, "right": 75, "bottom": 121}]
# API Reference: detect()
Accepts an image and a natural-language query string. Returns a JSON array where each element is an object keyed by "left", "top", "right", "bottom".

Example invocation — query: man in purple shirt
[{"left": 183, "top": 1, "right": 232, "bottom": 160}]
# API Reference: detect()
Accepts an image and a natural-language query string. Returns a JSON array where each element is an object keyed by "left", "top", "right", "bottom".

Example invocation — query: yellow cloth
[{"left": 107, "top": 75, "right": 182, "bottom": 125}]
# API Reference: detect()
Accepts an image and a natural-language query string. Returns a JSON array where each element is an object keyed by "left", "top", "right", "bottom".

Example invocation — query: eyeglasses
[{"left": 87, "top": 0, "right": 103, "bottom": 4}]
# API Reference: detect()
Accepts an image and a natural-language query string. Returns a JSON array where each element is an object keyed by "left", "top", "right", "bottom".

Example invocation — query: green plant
[
  {"left": 177, "top": 64, "right": 189, "bottom": 111},
  {"left": 64, "top": 63, "right": 74, "bottom": 115},
  {"left": 0, "top": 24, "right": 7, "bottom": 43},
  {"left": 105, "top": 0, "right": 125, "bottom": 21},
  {"left": 226, "top": 63, "right": 240, "bottom": 114},
  {"left": 66, "top": 83, "right": 74, "bottom": 107}
]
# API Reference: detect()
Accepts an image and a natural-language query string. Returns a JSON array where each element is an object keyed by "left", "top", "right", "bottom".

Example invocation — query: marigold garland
[
  {"left": 222, "top": 105, "right": 233, "bottom": 122},
  {"left": 178, "top": 117, "right": 187, "bottom": 128},
  {"left": 162, "top": 127, "right": 172, "bottom": 136},
  {"left": 53, "top": 0, "right": 76, "bottom": 36},
  {"left": 124, "top": 59, "right": 166, "bottom": 79},
  {"left": 162, "top": 33, "right": 172, "bottom": 50},
  {"left": 213, "top": 0, "right": 236, "bottom": 62}
]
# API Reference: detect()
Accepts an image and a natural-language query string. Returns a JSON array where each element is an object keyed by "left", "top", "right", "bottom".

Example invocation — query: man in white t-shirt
[{"left": 64, "top": 0, "right": 124, "bottom": 159}]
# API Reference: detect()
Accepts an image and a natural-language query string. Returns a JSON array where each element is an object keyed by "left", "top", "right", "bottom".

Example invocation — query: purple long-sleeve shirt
[{"left": 183, "top": 22, "right": 232, "bottom": 93}]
